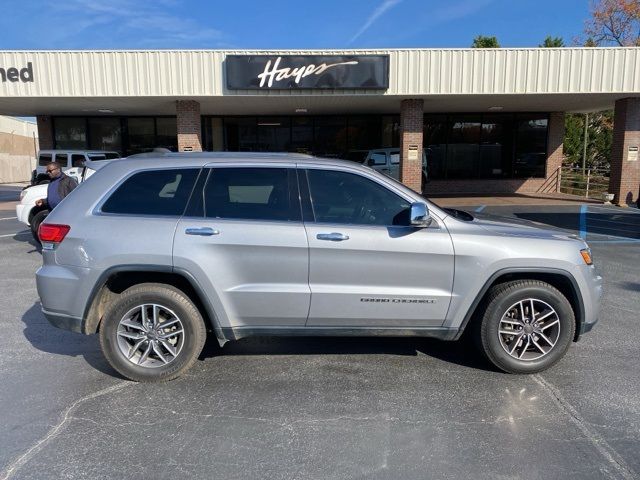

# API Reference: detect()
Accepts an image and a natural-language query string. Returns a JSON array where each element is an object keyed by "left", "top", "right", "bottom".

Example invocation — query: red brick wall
[
  {"left": 176, "top": 100, "right": 202, "bottom": 152},
  {"left": 425, "top": 178, "right": 548, "bottom": 195},
  {"left": 399, "top": 99, "right": 424, "bottom": 192},
  {"left": 546, "top": 112, "right": 565, "bottom": 190},
  {"left": 609, "top": 97, "right": 640, "bottom": 206},
  {"left": 36, "top": 116, "right": 53, "bottom": 150}
]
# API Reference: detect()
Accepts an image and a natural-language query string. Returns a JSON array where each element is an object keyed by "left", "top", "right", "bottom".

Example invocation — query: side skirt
[{"left": 221, "top": 326, "right": 459, "bottom": 342}]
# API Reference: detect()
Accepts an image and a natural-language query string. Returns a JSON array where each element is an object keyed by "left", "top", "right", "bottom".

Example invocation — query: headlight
[
  {"left": 580, "top": 248, "right": 593, "bottom": 265},
  {"left": 19, "top": 189, "right": 27, "bottom": 201}
]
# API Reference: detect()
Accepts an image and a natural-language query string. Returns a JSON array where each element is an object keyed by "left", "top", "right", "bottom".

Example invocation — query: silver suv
[{"left": 36, "top": 153, "right": 602, "bottom": 382}]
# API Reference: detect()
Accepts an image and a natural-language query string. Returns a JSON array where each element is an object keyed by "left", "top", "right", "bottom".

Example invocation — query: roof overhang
[{"left": 1, "top": 48, "right": 639, "bottom": 116}]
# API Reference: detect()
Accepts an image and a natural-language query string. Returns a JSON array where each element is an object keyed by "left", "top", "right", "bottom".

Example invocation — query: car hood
[{"left": 469, "top": 212, "right": 582, "bottom": 242}]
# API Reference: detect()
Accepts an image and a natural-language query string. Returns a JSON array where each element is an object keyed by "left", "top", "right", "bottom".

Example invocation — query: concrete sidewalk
[{"left": 429, "top": 192, "right": 607, "bottom": 207}]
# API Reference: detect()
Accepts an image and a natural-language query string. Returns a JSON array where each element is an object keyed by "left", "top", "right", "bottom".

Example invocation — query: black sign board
[{"left": 226, "top": 55, "right": 389, "bottom": 90}]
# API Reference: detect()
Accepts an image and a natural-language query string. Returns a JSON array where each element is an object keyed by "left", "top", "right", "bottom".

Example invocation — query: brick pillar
[
  {"left": 609, "top": 98, "right": 640, "bottom": 206},
  {"left": 36, "top": 115, "right": 54, "bottom": 150},
  {"left": 546, "top": 112, "right": 565, "bottom": 192},
  {"left": 176, "top": 100, "right": 202, "bottom": 152},
  {"left": 399, "top": 99, "right": 424, "bottom": 193}
]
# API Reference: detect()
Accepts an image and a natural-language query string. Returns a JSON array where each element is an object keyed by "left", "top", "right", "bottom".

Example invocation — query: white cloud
[
  {"left": 349, "top": 0, "right": 403, "bottom": 44},
  {"left": 40, "top": 0, "right": 226, "bottom": 48}
]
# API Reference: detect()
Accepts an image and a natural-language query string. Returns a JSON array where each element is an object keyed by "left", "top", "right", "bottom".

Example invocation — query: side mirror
[{"left": 410, "top": 202, "right": 432, "bottom": 227}]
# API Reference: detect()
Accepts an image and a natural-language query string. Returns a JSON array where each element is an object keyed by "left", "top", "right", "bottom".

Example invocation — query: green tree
[
  {"left": 563, "top": 111, "right": 613, "bottom": 170},
  {"left": 471, "top": 35, "right": 500, "bottom": 48},
  {"left": 540, "top": 36, "right": 565, "bottom": 47}
]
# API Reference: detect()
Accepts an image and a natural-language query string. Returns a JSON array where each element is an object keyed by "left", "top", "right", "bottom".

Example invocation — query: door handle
[
  {"left": 316, "top": 232, "right": 350, "bottom": 241},
  {"left": 185, "top": 227, "right": 220, "bottom": 236}
]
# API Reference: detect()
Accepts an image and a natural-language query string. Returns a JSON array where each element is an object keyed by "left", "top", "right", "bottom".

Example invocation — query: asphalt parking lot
[{"left": 0, "top": 186, "right": 639, "bottom": 480}]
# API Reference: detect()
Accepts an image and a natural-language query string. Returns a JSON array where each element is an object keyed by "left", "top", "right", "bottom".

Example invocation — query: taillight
[{"left": 38, "top": 224, "right": 71, "bottom": 243}]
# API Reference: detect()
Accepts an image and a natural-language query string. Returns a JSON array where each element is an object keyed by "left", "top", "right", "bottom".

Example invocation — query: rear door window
[
  {"left": 101, "top": 169, "right": 199, "bottom": 216},
  {"left": 202, "top": 168, "right": 300, "bottom": 222}
]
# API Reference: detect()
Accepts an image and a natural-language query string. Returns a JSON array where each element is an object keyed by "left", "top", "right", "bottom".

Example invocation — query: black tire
[
  {"left": 477, "top": 280, "right": 575, "bottom": 374},
  {"left": 99, "top": 283, "right": 207, "bottom": 382},
  {"left": 36, "top": 179, "right": 50, "bottom": 185},
  {"left": 30, "top": 209, "right": 49, "bottom": 244}
]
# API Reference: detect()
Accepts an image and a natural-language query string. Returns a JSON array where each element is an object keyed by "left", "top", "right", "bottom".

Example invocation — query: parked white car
[{"left": 18, "top": 161, "right": 110, "bottom": 242}]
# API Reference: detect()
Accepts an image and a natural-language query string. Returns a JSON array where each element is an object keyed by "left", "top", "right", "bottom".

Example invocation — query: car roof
[{"left": 113, "top": 152, "right": 372, "bottom": 171}]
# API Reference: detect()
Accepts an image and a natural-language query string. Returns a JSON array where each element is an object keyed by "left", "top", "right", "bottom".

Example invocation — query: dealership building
[{"left": 0, "top": 48, "right": 638, "bottom": 204}]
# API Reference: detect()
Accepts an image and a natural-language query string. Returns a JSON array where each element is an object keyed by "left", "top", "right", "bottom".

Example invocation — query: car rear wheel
[
  {"left": 99, "top": 283, "right": 207, "bottom": 382},
  {"left": 477, "top": 280, "right": 575, "bottom": 374}
]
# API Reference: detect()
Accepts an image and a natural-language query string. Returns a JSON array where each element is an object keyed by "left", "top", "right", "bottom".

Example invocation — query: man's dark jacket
[{"left": 44, "top": 173, "right": 78, "bottom": 209}]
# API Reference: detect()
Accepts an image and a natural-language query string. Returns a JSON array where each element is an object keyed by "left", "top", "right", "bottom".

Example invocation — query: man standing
[{"left": 35, "top": 162, "right": 78, "bottom": 209}]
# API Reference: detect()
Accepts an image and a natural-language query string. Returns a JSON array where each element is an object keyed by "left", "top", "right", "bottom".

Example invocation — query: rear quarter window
[{"left": 101, "top": 169, "right": 199, "bottom": 216}]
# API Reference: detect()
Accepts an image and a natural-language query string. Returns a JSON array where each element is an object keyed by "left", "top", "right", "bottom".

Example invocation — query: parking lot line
[
  {"left": 579, "top": 205, "right": 587, "bottom": 239},
  {"left": 0, "top": 231, "right": 29, "bottom": 238},
  {"left": 0, "top": 217, "right": 17, "bottom": 221},
  {"left": 474, "top": 205, "right": 486, "bottom": 212}
]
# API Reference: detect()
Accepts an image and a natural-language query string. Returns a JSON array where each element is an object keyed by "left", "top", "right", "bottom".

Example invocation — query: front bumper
[{"left": 42, "top": 310, "right": 84, "bottom": 333}]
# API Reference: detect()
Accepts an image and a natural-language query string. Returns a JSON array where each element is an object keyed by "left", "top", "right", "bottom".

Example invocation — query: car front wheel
[
  {"left": 478, "top": 280, "right": 575, "bottom": 374},
  {"left": 99, "top": 283, "right": 207, "bottom": 382}
]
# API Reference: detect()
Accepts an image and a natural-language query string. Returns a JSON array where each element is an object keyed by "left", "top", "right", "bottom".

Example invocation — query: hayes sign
[
  {"left": 0, "top": 62, "right": 34, "bottom": 83},
  {"left": 225, "top": 55, "right": 389, "bottom": 90}
]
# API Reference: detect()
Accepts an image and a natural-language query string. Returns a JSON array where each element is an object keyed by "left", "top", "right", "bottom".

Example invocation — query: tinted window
[
  {"left": 55, "top": 153, "right": 68, "bottom": 166},
  {"left": 368, "top": 152, "right": 387, "bottom": 166},
  {"left": 102, "top": 169, "right": 199, "bottom": 216},
  {"left": 307, "top": 169, "right": 411, "bottom": 226},
  {"left": 71, "top": 154, "right": 85, "bottom": 167},
  {"left": 203, "top": 168, "right": 299, "bottom": 222},
  {"left": 38, "top": 153, "right": 52, "bottom": 166}
]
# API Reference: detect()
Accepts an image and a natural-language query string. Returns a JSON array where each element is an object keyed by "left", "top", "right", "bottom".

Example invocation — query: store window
[
  {"left": 127, "top": 118, "right": 155, "bottom": 155},
  {"left": 313, "top": 116, "right": 347, "bottom": 157},
  {"left": 479, "top": 115, "right": 514, "bottom": 178},
  {"left": 257, "top": 117, "right": 290, "bottom": 152},
  {"left": 423, "top": 113, "right": 547, "bottom": 180},
  {"left": 348, "top": 116, "right": 382, "bottom": 155},
  {"left": 54, "top": 118, "right": 87, "bottom": 149},
  {"left": 224, "top": 117, "right": 258, "bottom": 151},
  {"left": 381, "top": 115, "right": 400, "bottom": 148},
  {"left": 156, "top": 117, "right": 178, "bottom": 152},
  {"left": 423, "top": 115, "right": 447, "bottom": 180},
  {"left": 291, "top": 117, "right": 313, "bottom": 154},
  {"left": 514, "top": 116, "right": 548, "bottom": 178},
  {"left": 447, "top": 116, "right": 481, "bottom": 179},
  {"left": 88, "top": 118, "right": 122, "bottom": 152},
  {"left": 203, "top": 117, "right": 224, "bottom": 151}
]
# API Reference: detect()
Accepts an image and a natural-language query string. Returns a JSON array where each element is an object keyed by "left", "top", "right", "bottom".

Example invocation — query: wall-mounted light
[
  {"left": 98, "top": 109, "right": 114, "bottom": 113},
  {"left": 258, "top": 122, "right": 281, "bottom": 126},
  {"left": 295, "top": 108, "right": 308, "bottom": 113},
  {"left": 488, "top": 106, "right": 503, "bottom": 111}
]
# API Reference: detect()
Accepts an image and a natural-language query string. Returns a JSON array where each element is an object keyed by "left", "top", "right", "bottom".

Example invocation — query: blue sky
[{"left": 1, "top": 0, "right": 591, "bottom": 50}]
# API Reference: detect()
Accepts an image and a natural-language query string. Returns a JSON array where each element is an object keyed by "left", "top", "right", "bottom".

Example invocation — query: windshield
[{"left": 88, "top": 152, "right": 120, "bottom": 161}]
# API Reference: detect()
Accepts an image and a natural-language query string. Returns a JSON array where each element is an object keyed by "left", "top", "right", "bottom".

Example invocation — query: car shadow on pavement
[
  {"left": 11, "top": 230, "right": 42, "bottom": 254},
  {"left": 201, "top": 335, "right": 498, "bottom": 372},
  {"left": 21, "top": 302, "right": 118, "bottom": 378}
]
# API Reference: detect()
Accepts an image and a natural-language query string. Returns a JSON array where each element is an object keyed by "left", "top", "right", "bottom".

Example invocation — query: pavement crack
[
  {"left": 533, "top": 374, "right": 637, "bottom": 480},
  {"left": 0, "top": 381, "right": 132, "bottom": 480}
]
